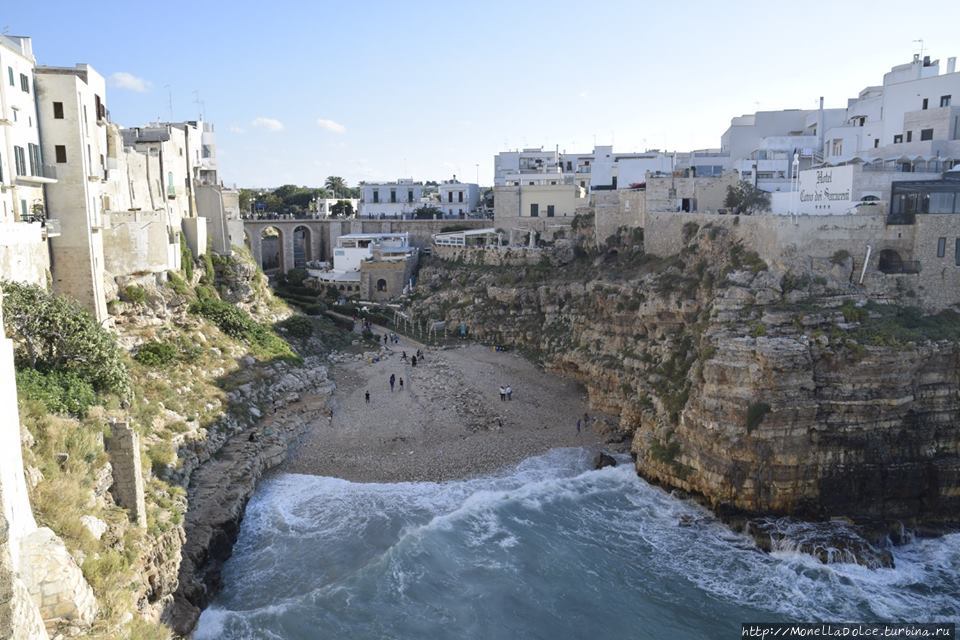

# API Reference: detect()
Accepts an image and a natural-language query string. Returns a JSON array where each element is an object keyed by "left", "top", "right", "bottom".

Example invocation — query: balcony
[
  {"left": 42, "top": 219, "right": 61, "bottom": 238},
  {"left": 16, "top": 165, "right": 58, "bottom": 185}
]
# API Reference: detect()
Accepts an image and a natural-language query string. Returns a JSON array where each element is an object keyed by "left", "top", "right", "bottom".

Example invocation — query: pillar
[{"left": 103, "top": 422, "right": 146, "bottom": 528}]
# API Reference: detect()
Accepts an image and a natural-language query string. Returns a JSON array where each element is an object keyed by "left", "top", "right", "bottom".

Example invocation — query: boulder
[{"left": 592, "top": 452, "right": 617, "bottom": 470}]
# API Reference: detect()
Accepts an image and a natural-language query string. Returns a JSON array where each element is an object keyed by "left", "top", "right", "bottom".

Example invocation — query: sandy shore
[{"left": 281, "top": 333, "right": 610, "bottom": 482}]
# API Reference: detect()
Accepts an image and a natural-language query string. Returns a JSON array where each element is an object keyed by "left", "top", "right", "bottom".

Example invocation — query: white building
[
  {"left": 34, "top": 63, "right": 110, "bottom": 321},
  {"left": 437, "top": 178, "right": 480, "bottom": 217},
  {"left": 359, "top": 179, "right": 423, "bottom": 218},
  {"left": 331, "top": 232, "right": 411, "bottom": 272},
  {"left": 721, "top": 106, "right": 845, "bottom": 192},
  {"left": 823, "top": 54, "right": 960, "bottom": 171}
]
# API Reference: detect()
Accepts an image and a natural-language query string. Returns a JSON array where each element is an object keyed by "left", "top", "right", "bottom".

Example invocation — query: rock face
[
  {"left": 19, "top": 527, "right": 97, "bottom": 629},
  {"left": 409, "top": 225, "right": 960, "bottom": 532},
  {"left": 593, "top": 452, "right": 617, "bottom": 469},
  {"left": 167, "top": 360, "right": 335, "bottom": 635}
]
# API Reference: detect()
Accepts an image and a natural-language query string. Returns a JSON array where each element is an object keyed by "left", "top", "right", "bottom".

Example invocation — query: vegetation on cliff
[{"left": 5, "top": 247, "right": 346, "bottom": 639}]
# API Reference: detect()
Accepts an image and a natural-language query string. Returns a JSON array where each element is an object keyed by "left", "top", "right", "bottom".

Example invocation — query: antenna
[
  {"left": 913, "top": 39, "right": 925, "bottom": 60},
  {"left": 193, "top": 90, "right": 205, "bottom": 120},
  {"left": 164, "top": 84, "right": 173, "bottom": 121}
]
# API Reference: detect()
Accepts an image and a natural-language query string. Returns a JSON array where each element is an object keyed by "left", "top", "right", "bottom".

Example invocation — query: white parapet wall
[
  {"left": 0, "top": 223, "right": 50, "bottom": 288},
  {"left": 102, "top": 211, "right": 175, "bottom": 278}
]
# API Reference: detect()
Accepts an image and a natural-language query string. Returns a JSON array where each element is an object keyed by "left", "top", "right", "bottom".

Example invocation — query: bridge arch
[
  {"left": 260, "top": 226, "right": 285, "bottom": 273},
  {"left": 293, "top": 225, "right": 313, "bottom": 269}
]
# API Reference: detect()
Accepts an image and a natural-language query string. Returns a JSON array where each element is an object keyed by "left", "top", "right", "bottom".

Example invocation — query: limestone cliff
[{"left": 408, "top": 224, "right": 960, "bottom": 535}]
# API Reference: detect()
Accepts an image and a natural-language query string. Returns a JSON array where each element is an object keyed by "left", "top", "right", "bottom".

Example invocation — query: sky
[{"left": 6, "top": 0, "right": 960, "bottom": 188}]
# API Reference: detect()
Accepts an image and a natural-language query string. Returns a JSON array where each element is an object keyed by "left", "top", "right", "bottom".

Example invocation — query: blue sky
[{"left": 6, "top": 0, "right": 960, "bottom": 187}]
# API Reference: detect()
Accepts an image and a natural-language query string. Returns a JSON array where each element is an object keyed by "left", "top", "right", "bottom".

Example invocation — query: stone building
[{"left": 34, "top": 63, "right": 110, "bottom": 321}]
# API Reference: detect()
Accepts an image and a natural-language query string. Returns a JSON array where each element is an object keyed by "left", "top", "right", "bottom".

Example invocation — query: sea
[{"left": 195, "top": 448, "right": 960, "bottom": 640}]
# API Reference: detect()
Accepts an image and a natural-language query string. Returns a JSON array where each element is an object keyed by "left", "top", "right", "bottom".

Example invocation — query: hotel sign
[{"left": 798, "top": 165, "right": 854, "bottom": 214}]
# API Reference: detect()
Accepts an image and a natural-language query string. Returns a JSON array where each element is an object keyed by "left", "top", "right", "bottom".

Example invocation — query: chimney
[{"left": 949, "top": 57, "right": 957, "bottom": 74}]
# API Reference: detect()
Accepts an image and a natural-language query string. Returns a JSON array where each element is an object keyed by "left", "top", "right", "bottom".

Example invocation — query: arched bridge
[{"left": 242, "top": 218, "right": 490, "bottom": 273}]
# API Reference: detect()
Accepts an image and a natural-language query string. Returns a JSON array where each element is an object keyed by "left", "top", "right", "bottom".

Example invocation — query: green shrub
[
  {"left": 134, "top": 341, "right": 178, "bottom": 367},
  {"left": 166, "top": 272, "right": 189, "bottom": 296},
  {"left": 841, "top": 300, "right": 866, "bottom": 323},
  {"left": 831, "top": 250, "right": 851, "bottom": 266},
  {"left": 746, "top": 401, "right": 771, "bottom": 432},
  {"left": 16, "top": 368, "right": 97, "bottom": 416},
  {"left": 729, "top": 243, "right": 768, "bottom": 273},
  {"left": 681, "top": 222, "right": 700, "bottom": 244},
  {"left": 2, "top": 281, "right": 130, "bottom": 399},
  {"left": 750, "top": 322, "right": 767, "bottom": 338},
  {"left": 180, "top": 234, "right": 194, "bottom": 281},
  {"left": 276, "top": 315, "right": 313, "bottom": 339},
  {"left": 123, "top": 285, "right": 147, "bottom": 305},
  {"left": 189, "top": 297, "right": 297, "bottom": 360},
  {"left": 200, "top": 251, "right": 216, "bottom": 285},
  {"left": 285, "top": 268, "right": 308, "bottom": 287}
]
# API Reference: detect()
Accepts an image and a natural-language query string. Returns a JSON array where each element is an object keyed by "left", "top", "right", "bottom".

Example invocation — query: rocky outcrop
[
  {"left": 167, "top": 359, "right": 335, "bottom": 635},
  {"left": 409, "top": 225, "right": 960, "bottom": 537}
]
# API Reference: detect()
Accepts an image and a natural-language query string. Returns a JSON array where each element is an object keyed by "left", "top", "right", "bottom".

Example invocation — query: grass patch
[{"left": 746, "top": 401, "right": 771, "bottom": 432}]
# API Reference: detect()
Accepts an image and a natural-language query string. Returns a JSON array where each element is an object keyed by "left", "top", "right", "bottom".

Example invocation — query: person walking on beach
[
  {"left": 401, "top": 351, "right": 408, "bottom": 362},
  {"left": 399, "top": 377, "right": 404, "bottom": 391},
  {"left": 417, "top": 349, "right": 424, "bottom": 361},
  {"left": 576, "top": 418, "right": 582, "bottom": 435},
  {"left": 365, "top": 390, "right": 370, "bottom": 404},
  {"left": 499, "top": 385, "right": 506, "bottom": 401},
  {"left": 411, "top": 356, "right": 417, "bottom": 367},
  {"left": 389, "top": 374, "right": 396, "bottom": 392},
  {"left": 505, "top": 385, "right": 513, "bottom": 401}
]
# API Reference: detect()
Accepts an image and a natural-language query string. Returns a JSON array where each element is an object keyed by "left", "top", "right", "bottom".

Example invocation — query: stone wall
[
  {"left": 0, "top": 223, "right": 50, "bottom": 288},
  {"left": 644, "top": 210, "right": 960, "bottom": 310},
  {"left": 20, "top": 528, "right": 97, "bottom": 629},
  {"left": 645, "top": 173, "right": 739, "bottom": 213},
  {"left": 104, "top": 422, "right": 147, "bottom": 528},
  {"left": 593, "top": 190, "right": 646, "bottom": 242},
  {"left": 433, "top": 244, "right": 544, "bottom": 266},
  {"left": 181, "top": 217, "right": 208, "bottom": 259},
  {"left": 102, "top": 211, "right": 173, "bottom": 279},
  {"left": 0, "top": 510, "right": 48, "bottom": 640}
]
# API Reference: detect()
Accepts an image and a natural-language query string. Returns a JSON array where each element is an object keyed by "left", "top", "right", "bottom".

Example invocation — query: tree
[
  {"left": 724, "top": 182, "right": 771, "bottom": 215},
  {"left": 330, "top": 200, "right": 354, "bottom": 217},
  {"left": 325, "top": 176, "right": 348, "bottom": 198},
  {"left": 412, "top": 205, "right": 442, "bottom": 220}
]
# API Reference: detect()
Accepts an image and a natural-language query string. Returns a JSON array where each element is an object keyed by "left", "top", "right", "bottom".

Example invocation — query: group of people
[
  {"left": 366, "top": 346, "right": 426, "bottom": 403},
  {"left": 400, "top": 349, "right": 425, "bottom": 367},
  {"left": 498, "top": 385, "right": 513, "bottom": 401},
  {"left": 383, "top": 333, "right": 400, "bottom": 345}
]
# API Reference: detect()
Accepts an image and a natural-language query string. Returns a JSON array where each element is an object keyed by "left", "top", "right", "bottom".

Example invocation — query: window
[
  {"left": 19, "top": 73, "right": 28, "bottom": 93},
  {"left": 894, "top": 134, "right": 903, "bottom": 144},
  {"left": 407, "top": 190, "right": 414, "bottom": 203},
  {"left": 390, "top": 189, "right": 396, "bottom": 203},
  {"left": 0, "top": 151, "right": 3, "bottom": 182},
  {"left": 906, "top": 131, "right": 913, "bottom": 142},
  {"left": 458, "top": 191, "right": 463, "bottom": 203},
  {"left": 54, "top": 145, "right": 67, "bottom": 163},
  {"left": 920, "top": 128, "right": 934, "bottom": 141},
  {"left": 938, "top": 237, "right": 946, "bottom": 257},
  {"left": 21, "top": 200, "right": 27, "bottom": 219},
  {"left": 529, "top": 203, "right": 539, "bottom": 217},
  {"left": 547, "top": 205, "right": 555, "bottom": 217},
  {"left": 922, "top": 98, "right": 929, "bottom": 110},
  {"left": 447, "top": 191, "right": 453, "bottom": 203},
  {"left": 13, "top": 146, "right": 25, "bottom": 176},
  {"left": 372, "top": 190, "right": 379, "bottom": 203},
  {"left": 831, "top": 139, "right": 843, "bottom": 156},
  {"left": 28, "top": 144, "right": 40, "bottom": 175},
  {"left": 930, "top": 193, "right": 956, "bottom": 214},
  {"left": 6, "top": 67, "right": 13, "bottom": 86},
  {"left": 874, "top": 138, "right": 880, "bottom": 148},
  {"left": 942, "top": 95, "right": 952, "bottom": 108}
]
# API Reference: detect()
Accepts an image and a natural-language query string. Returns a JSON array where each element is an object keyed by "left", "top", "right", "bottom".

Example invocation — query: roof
[{"left": 339, "top": 233, "right": 408, "bottom": 240}]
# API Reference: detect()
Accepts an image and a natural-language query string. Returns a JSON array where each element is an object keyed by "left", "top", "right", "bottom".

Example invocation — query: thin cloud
[
  {"left": 228, "top": 125, "right": 246, "bottom": 134},
  {"left": 109, "top": 72, "right": 151, "bottom": 92},
  {"left": 316, "top": 118, "right": 346, "bottom": 134},
  {"left": 251, "top": 117, "right": 284, "bottom": 132}
]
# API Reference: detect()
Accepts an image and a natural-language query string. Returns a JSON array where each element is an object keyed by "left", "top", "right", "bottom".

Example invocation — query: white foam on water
[{"left": 196, "top": 448, "right": 960, "bottom": 638}]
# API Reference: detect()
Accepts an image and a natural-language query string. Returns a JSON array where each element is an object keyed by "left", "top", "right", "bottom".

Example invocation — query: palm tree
[{"left": 325, "top": 176, "right": 347, "bottom": 198}]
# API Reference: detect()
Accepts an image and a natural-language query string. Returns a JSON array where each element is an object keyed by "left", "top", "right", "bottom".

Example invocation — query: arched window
[{"left": 377, "top": 278, "right": 387, "bottom": 291}]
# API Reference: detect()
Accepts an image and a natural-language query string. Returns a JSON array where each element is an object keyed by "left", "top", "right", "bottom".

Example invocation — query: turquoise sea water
[{"left": 196, "top": 449, "right": 960, "bottom": 640}]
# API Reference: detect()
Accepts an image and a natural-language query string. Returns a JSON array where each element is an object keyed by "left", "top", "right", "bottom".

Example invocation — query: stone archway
[
  {"left": 260, "top": 226, "right": 284, "bottom": 273},
  {"left": 376, "top": 278, "right": 387, "bottom": 292},
  {"left": 877, "top": 249, "right": 904, "bottom": 274},
  {"left": 293, "top": 226, "right": 312, "bottom": 269}
]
